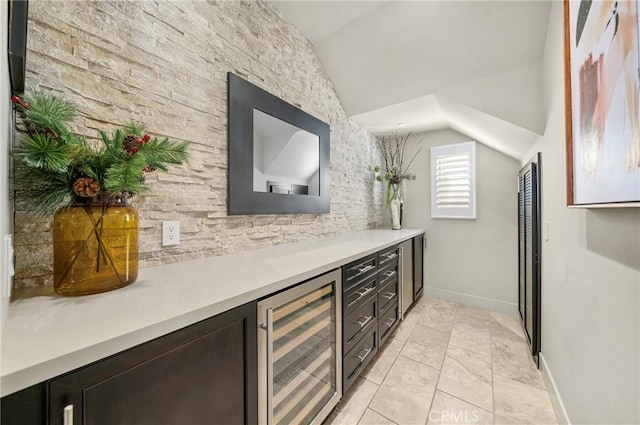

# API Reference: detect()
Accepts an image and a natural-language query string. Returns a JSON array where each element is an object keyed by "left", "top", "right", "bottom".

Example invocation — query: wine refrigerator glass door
[{"left": 258, "top": 269, "right": 342, "bottom": 425}]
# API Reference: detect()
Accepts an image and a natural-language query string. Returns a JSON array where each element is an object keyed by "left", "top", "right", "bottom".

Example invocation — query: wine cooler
[{"left": 258, "top": 269, "right": 342, "bottom": 425}]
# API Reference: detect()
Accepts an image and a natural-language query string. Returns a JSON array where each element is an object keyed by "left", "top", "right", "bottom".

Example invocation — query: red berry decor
[
  {"left": 10, "top": 95, "right": 30, "bottom": 109},
  {"left": 143, "top": 134, "right": 151, "bottom": 142}
]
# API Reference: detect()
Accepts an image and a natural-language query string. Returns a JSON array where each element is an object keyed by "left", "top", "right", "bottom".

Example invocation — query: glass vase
[
  {"left": 390, "top": 183, "right": 402, "bottom": 230},
  {"left": 53, "top": 200, "right": 139, "bottom": 296}
]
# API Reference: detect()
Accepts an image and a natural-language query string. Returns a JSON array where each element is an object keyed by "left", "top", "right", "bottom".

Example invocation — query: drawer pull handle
[
  {"left": 357, "top": 264, "right": 375, "bottom": 275},
  {"left": 355, "top": 347, "right": 372, "bottom": 362},
  {"left": 383, "top": 271, "right": 396, "bottom": 278},
  {"left": 347, "top": 286, "right": 375, "bottom": 307},
  {"left": 384, "top": 317, "right": 396, "bottom": 328},
  {"left": 356, "top": 286, "right": 374, "bottom": 297},
  {"left": 382, "top": 292, "right": 396, "bottom": 301},
  {"left": 355, "top": 315, "right": 373, "bottom": 329},
  {"left": 64, "top": 405, "right": 73, "bottom": 425},
  {"left": 384, "top": 253, "right": 397, "bottom": 260}
]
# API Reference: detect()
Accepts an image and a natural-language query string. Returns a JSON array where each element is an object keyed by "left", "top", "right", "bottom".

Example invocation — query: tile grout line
[
  {"left": 341, "top": 301, "right": 558, "bottom": 425},
  {"left": 364, "top": 347, "right": 403, "bottom": 425},
  {"left": 361, "top": 308, "right": 412, "bottom": 425},
  {"left": 435, "top": 305, "right": 496, "bottom": 424},
  {"left": 352, "top": 377, "right": 375, "bottom": 425},
  {"left": 436, "top": 388, "right": 495, "bottom": 415},
  {"left": 491, "top": 313, "right": 557, "bottom": 425},
  {"left": 423, "top": 302, "right": 457, "bottom": 425},
  {"left": 490, "top": 312, "right": 497, "bottom": 425},
  {"left": 367, "top": 404, "right": 399, "bottom": 425},
  {"left": 365, "top": 298, "right": 427, "bottom": 425},
  {"left": 492, "top": 369, "right": 546, "bottom": 392}
]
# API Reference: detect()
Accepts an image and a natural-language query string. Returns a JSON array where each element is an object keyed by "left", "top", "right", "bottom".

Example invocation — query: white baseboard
[
  {"left": 539, "top": 353, "right": 571, "bottom": 425},
  {"left": 423, "top": 286, "right": 518, "bottom": 315}
]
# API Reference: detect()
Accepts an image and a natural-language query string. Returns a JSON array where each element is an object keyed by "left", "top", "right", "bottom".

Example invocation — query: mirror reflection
[{"left": 253, "top": 109, "right": 320, "bottom": 196}]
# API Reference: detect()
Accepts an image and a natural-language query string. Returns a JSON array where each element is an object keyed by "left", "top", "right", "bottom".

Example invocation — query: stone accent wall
[{"left": 14, "top": 0, "right": 384, "bottom": 289}]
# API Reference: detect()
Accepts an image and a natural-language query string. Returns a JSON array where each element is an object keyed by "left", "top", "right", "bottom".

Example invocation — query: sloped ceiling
[{"left": 272, "top": 0, "right": 551, "bottom": 161}]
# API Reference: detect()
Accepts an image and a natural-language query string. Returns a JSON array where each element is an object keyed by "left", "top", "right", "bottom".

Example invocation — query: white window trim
[{"left": 430, "top": 141, "right": 477, "bottom": 219}]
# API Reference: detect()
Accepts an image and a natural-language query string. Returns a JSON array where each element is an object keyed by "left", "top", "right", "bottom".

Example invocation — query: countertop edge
[{"left": 1, "top": 228, "right": 425, "bottom": 397}]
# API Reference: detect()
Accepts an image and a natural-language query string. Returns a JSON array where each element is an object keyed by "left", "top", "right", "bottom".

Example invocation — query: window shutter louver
[{"left": 431, "top": 141, "right": 476, "bottom": 219}]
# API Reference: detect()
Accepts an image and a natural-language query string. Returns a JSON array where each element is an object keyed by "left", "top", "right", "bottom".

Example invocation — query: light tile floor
[{"left": 325, "top": 296, "right": 558, "bottom": 425}]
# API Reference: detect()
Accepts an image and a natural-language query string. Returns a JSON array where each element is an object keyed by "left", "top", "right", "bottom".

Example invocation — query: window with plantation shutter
[{"left": 430, "top": 141, "right": 477, "bottom": 219}]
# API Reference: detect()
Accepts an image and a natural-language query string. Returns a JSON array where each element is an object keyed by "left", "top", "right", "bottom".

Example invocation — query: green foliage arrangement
[{"left": 11, "top": 92, "right": 189, "bottom": 215}]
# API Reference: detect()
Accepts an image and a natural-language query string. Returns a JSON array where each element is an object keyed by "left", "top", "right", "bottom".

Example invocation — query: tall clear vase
[
  {"left": 390, "top": 183, "right": 402, "bottom": 230},
  {"left": 390, "top": 198, "right": 402, "bottom": 230}
]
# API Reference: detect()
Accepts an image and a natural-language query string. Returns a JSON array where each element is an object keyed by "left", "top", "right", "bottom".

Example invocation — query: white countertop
[{"left": 1, "top": 228, "right": 424, "bottom": 397}]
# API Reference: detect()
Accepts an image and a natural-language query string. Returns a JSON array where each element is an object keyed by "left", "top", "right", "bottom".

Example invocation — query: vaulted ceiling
[{"left": 272, "top": 1, "right": 552, "bottom": 160}]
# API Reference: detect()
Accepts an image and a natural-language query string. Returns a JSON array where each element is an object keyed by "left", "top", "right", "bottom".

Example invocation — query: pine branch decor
[{"left": 12, "top": 92, "right": 190, "bottom": 214}]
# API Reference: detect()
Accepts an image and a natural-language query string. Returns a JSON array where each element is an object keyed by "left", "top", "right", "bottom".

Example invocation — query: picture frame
[
  {"left": 8, "top": 0, "right": 28, "bottom": 94},
  {"left": 564, "top": 0, "right": 640, "bottom": 207}
]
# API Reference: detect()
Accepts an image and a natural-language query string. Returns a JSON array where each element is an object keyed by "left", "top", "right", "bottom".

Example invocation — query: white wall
[
  {"left": 252, "top": 130, "right": 319, "bottom": 194},
  {"left": 525, "top": 2, "right": 640, "bottom": 423},
  {"left": 403, "top": 129, "right": 520, "bottom": 314},
  {"left": 307, "top": 170, "right": 319, "bottom": 196},
  {"left": 1, "top": 0, "right": 14, "bottom": 397}
]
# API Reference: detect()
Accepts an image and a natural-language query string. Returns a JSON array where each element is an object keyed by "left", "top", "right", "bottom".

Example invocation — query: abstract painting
[{"left": 565, "top": 0, "right": 640, "bottom": 206}]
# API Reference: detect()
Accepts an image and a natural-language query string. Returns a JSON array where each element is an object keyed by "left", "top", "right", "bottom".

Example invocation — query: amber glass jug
[{"left": 53, "top": 199, "right": 138, "bottom": 296}]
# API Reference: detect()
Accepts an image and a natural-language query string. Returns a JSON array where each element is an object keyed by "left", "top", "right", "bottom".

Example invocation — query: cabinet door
[
  {"left": 413, "top": 235, "right": 424, "bottom": 298},
  {"left": 49, "top": 302, "right": 257, "bottom": 425},
  {"left": 379, "top": 301, "right": 399, "bottom": 346},
  {"left": 519, "top": 155, "right": 541, "bottom": 362},
  {"left": 1, "top": 383, "right": 46, "bottom": 425},
  {"left": 343, "top": 327, "right": 378, "bottom": 392}
]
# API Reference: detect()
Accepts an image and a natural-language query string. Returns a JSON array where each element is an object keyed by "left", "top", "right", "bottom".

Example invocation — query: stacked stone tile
[{"left": 14, "top": 0, "right": 384, "bottom": 289}]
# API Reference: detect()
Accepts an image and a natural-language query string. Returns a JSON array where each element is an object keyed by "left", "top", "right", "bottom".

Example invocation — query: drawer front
[
  {"left": 343, "top": 273, "right": 377, "bottom": 316},
  {"left": 378, "top": 267, "right": 398, "bottom": 289},
  {"left": 377, "top": 245, "right": 399, "bottom": 270},
  {"left": 343, "top": 295, "right": 377, "bottom": 354},
  {"left": 377, "top": 278, "right": 398, "bottom": 313},
  {"left": 379, "top": 302, "right": 399, "bottom": 345},
  {"left": 343, "top": 254, "right": 377, "bottom": 290},
  {"left": 343, "top": 327, "right": 378, "bottom": 392}
]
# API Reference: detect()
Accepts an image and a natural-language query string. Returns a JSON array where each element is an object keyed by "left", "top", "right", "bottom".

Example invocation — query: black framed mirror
[
  {"left": 227, "top": 73, "right": 330, "bottom": 215},
  {"left": 8, "top": 0, "right": 28, "bottom": 94}
]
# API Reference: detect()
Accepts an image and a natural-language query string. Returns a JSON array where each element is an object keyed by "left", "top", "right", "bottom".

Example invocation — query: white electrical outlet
[
  {"left": 162, "top": 221, "right": 180, "bottom": 246},
  {"left": 544, "top": 222, "right": 550, "bottom": 242},
  {"left": 3, "top": 234, "right": 15, "bottom": 299}
]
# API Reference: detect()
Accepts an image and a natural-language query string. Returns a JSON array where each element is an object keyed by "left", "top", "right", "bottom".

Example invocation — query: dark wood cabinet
[
  {"left": 342, "top": 327, "right": 378, "bottom": 391},
  {"left": 377, "top": 245, "right": 400, "bottom": 348},
  {"left": 3, "top": 233, "right": 426, "bottom": 425},
  {"left": 413, "top": 234, "right": 424, "bottom": 298},
  {"left": 341, "top": 254, "right": 379, "bottom": 392},
  {"left": 343, "top": 295, "right": 378, "bottom": 355},
  {"left": 377, "top": 246, "right": 399, "bottom": 271},
  {"left": 341, "top": 244, "right": 402, "bottom": 392},
  {"left": 2, "top": 302, "right": 257, "bottom": 425},
  {"left": 378, "top": 276, "right": 398, "bottom": 314},
  {"left": 343, "top": 273, "right": 377, "bottom": 317},
  {"left": 52, "top": 302, "right": 257, "bottom": 425},
  {"left": 1, "top": 383, "right": 46, "bottom": 425},
  {"left": 379, "top": 300, "right": 399, "bottom": 346}
]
